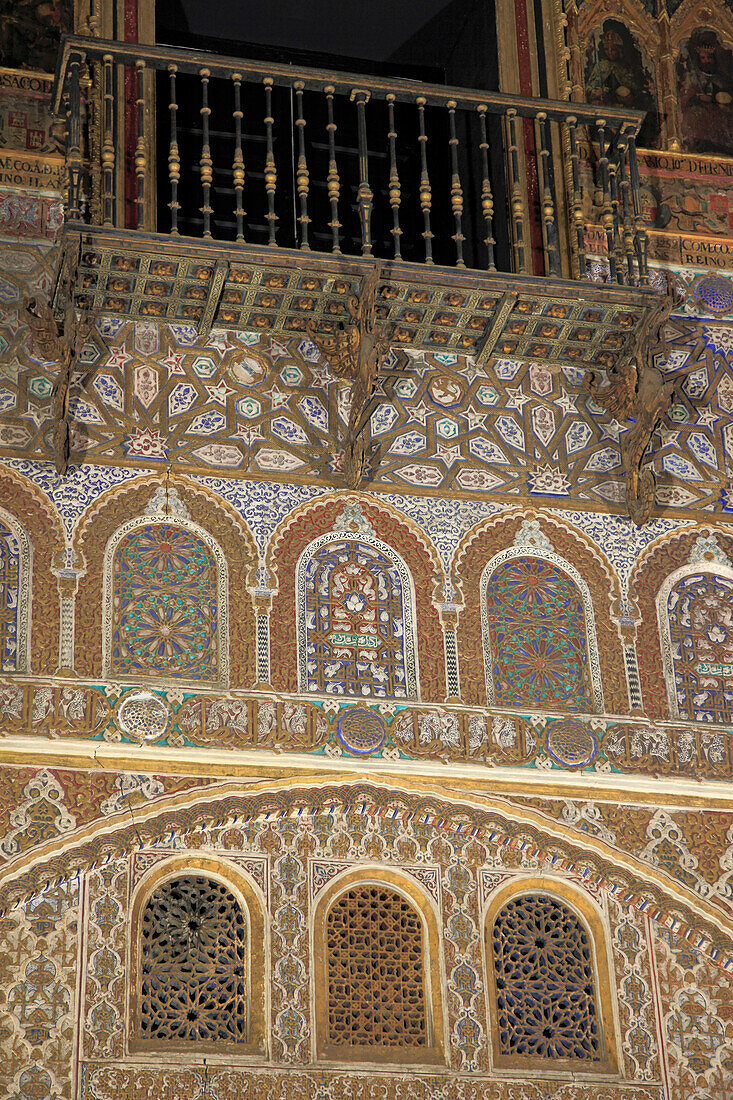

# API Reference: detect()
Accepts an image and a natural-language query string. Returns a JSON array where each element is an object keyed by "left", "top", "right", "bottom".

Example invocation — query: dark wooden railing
[{"left": 54, "top": 35, "right": 649, "bottom": 284}]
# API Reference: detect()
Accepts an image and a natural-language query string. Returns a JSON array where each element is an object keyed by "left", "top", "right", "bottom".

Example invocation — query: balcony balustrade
[
  {"left": 49, "top": 34, "right": 663, "bottom": 376},
  {"left": 54, "top": 35, "right": 651, "bottom": 281}
]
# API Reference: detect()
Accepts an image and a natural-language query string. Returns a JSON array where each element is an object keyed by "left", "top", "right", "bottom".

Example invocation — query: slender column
[
  {"left": 251, "top": 585, "right": 274, "bottom": 689},
  {"left": 66, "top": 55, "right": 83, "bottom": 220},
  {"left": 386, "top": 94, "right": 402, "bottom": 259},
  {"left": 53, "top": 569, "right": 83, "bottom": 676},
  {"left": 616, "top": 617, "right": 643, "bottom": 713},
  {"left": 536, "top": 112, "right": 560, "bottom": 276},
  {"left": 566, "top": 117, "right": 586, "bottom": 276},
  {"left": 232, "top": 73, "right": 245, "bottom": 242},
  {"left": 351, "top": 89, "right": 373, "bottom": 255},
  {"left": 437, "top": 599, "right": 462, "bottom": 703},
  {"left": 168, "top": 64, "right": 180, "bottom": 234},
  {"left": 506, "top": 108, "right": 526, "bottom": 274},
  {"left": 477, "top": 105, "right": 496, "bottom": 271},
  {"left": 135, "top": 59, "right": 147, "bottom": 230},
  {"left": 627, "top": 134, "right": 649, "bottom": 286},
  {"left": 416, "top": 96, "right": 433, "bottom": 263},
  {"left": 324, "top": 85, "right": 341, "bottom": 253},
  {"left": 293, "top": 81, "right": 311, "bottom": 249},
  {"left": 263, "top": 78, "right": 278, "bottom": 245},
  {"left": 618, "top": 142, "right": 637, "bottom": 285},
  {"left": 608, "top": 154, "right": 624, "bottom": 284},
  {"left": 101, "top": 53, "right": 115, "bottom": 226},
  {"left": 199, "top": 67, "right": 213, "bottom": 238},
  {"left": 596, "top": 119, "right": 617, "bottom": 282},
  {"left": 447, "top": 100, "right": 465, "bottom": 267}
]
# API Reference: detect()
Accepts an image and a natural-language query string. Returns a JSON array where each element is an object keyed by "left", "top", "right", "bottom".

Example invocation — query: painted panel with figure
[
  {"left": 677, "top": 28, "right": 733, "bottom": 156},
  {"left": 584, "top": 20, "right": 660, "bottom": 147},
  {"left": 0, "top": 0, "right": 71, "bottom": 74}
]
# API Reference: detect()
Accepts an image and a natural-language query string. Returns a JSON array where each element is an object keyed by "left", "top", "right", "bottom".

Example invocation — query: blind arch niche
[
  {"left": 480, "top": 547, "right": 604, "bottom": 712},
  {"left": 296, "top": 531, "right": 419, "bottom": 699}
]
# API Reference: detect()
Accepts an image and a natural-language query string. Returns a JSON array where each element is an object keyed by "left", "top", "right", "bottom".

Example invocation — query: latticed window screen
[
  {"left": 492, "top": 895, "right": 600, "bottom": 1061},
  {"left": 326, "top": 886, "right": 427, "bottom": 1047},
  {"left": 139, "top": 876, "right": 246, "bottom": 1043}
]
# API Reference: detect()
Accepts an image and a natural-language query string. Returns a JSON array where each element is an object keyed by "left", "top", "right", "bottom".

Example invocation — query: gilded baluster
[
  {"left": 476, "top": 105, "right": 496, "bottom": 271},
  {"left": 294, "top": 81, "right": 311, "bottom": 249},
  {"left": 351, "top": 89, "right": 373, "bottom": 255},
  {"left": 627, "top": 133, "right": 649, "bottom": 286},
  {"left": 199, "top": 67, "right": 213, "bottom": 238},
  {"left": 566, "top": 117, "right": 586, "bottom": 277},
  {"left": 324, "top": 85, "right": 341, "bottom": 254},
  {"left": 536, "top": 112, "right": 560, "bottom": 276},
  {"left": 101, "top": 53, "right": 115, "bottom": 227},
  {"left": 66, "top": 56, "right": 83, "bottom": 221},
  {"left": 386, "top": 94, "right": 402, "bottom": 260},
  {"left": 168, "top": 65, "right": 180, "bottom": 235},
  {"left": 608, "top": 142, "right": 624, "bottom": 284},
  {"left": 232, "top": 73, "right": 245, "bottom": 243},
  {"left": 135, "top": 59, "right": 147, "bottom": 230},
  {"left": 263, "top": 78, "right": 278, "bottom": 245},
  {"left": 506, "top": 108, "right": 526, "bottom": 274},
  {"left": 617, "top": 140, "right": 637, "bottom": 285},
  {"left": 596, "top": 119, "right": 617, "bottom": 282},
  {"left": 447, "top": 101, "right": 465, "bottom": 268},
  {"left": 416, "top": 96, "right": 433, "bottom": 263}
]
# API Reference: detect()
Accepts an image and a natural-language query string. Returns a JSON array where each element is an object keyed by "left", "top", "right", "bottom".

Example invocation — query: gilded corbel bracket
[
  {"left": 24, "top": 248, "right": 97, "bottom": 475},
  {"left": 587, "top": 296, "right": 674, "bottom": 526},
  {"left": 307, "top": 263, "right": 389, "bottom": 489}
]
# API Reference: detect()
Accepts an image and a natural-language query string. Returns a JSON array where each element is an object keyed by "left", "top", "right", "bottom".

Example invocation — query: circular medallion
[
  {"left": 229, "top": 352, "right": 267, "bottom": 386},
  {"left": 693, "top": 275, "right": 733, "bottom": 317},
  {"left": 428, "top": 375, "right": 463, "bottom": 407},
  {"left": 337, "top": 708, "right": 386, "bottom": 755},
  {"left": 117, "top": 691, "right": 171, "bottom": 742},
  {"left": 546, "top": 719, "right": 598, "bottom": 768}
]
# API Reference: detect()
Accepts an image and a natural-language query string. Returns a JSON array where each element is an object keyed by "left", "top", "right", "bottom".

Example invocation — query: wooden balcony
[{"left": 51, "top": 33, "right": 662, "bottom": 371}]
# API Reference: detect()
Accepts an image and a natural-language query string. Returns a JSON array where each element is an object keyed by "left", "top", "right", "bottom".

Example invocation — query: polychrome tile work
[{"left": 0, "top": 240, "right": 732, "bottom": 513}]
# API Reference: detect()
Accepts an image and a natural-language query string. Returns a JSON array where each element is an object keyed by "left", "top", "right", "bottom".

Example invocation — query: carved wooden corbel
[
  {"left": 307, "top": 263, "right": 389, "bottom": 489},
  {"left": 587, "top": 296, "right": 674, "bottom": 526},
  {"left": 24, "top": 251, "right": 96, "bottom": 476}
]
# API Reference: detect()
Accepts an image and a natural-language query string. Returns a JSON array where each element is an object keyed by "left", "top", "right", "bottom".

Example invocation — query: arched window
[
  {"left": 131, "top": 868, "right": 265, "bottom": 1054},
  {"left": 104, "top": 519, "right": 227, "bottom": 683},
  {"left": 481, "top": 552, "right": 602, "bottom": 712},
  {"left": 0, "top": 509, "right": 30, "bottom": 673},
  {"left": 314, "top": 874, "right": 444, "bottom": 1064},
  {"left": 297, "top": 535, "right": 418, "bottom": 698},
  {"left": 487, "top": 889, "right": 617, "bottom": 1073},
  {"left": 660, "top": 567, "right": 733, "bottom": 722}
]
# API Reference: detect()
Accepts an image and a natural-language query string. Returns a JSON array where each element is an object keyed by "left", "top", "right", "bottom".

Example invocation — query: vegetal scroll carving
[
  {"left": 307, "top": 263, "right": 389, "bottom": 489},
  {"left": 24, "top": 249, "right": 96, "bottom": 475},
  {"left": 587, "top": 297, "right": 674, "bottom": 525}
]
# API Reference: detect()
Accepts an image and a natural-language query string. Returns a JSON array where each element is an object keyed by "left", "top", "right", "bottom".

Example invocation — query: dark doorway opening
[{"left": 153, "top": 0, "right": 510, "bottom": 269}]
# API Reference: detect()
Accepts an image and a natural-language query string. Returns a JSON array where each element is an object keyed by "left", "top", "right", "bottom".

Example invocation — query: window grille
[
  {"left": 326, "top": 885, "right": 426, "bottom": 1047},
  {"left": 139, "top": 875, "right": 246, "bottom": 1043},
  {"left": 492, "top": 894, "right": 600, "bottom": 1061}
]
